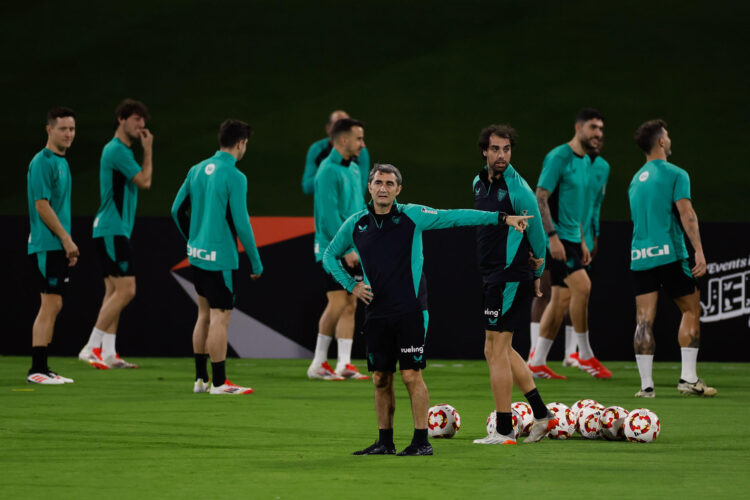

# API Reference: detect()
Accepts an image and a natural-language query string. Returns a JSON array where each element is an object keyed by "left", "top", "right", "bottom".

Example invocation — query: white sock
[
  {"left": 86, "top": 327, "right": 106, "bottom": 350},
  {"left": 313, "top": 334, "right": 333, "bottom": 365},
  {"left": 564, "top": 325, "right": 576, "bottom": 358},
  {"left": 576, "top": 331, "right": 595, "bottom": 360},
  {"left": 530, "top": 337, "right": 554, "bottom": 366},
  {"left": 337, "top": 338, "right": 353, "bottom": 369},
  {"left": 529, "top": 322, "right": 540, "bottom": 354},
  {"left": 635, "top": 354, "right": 654, "bottom": 390},
  {"left": 680, "top": 347, "right": 699, "bottom": 383},
  {"left": 101, "top": 333, "right": 117, "bottom": 360}
]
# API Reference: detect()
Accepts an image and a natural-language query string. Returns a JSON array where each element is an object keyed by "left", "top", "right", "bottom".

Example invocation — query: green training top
[
  {"left": 537, "top": 143, "right": 589, "bottom": 243},
  {"left": 171, "top": 151, "right": 263, "bottom": 274},
  {"left": 302, "top": 137, "right": 370, "bottom": 195},
  {"left": 27, "top": 148, "right": 72, "bottom": 254},
  {"left": 313, "top": 148, "right": 365, "bottom": 262},
  {"left": 582, "top": 155, "right": 610, "bottom": 251},
  {"left": 628, "top": 159, "right": 690, "bottom": 271},
  {"left": 92, "top": 137, "right": 142, "bottom": 239}
]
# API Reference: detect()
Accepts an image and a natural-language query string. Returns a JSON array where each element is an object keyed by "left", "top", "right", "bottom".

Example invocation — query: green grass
[{"left": 1, "top": 357, "right": 748, "bottom": 499}]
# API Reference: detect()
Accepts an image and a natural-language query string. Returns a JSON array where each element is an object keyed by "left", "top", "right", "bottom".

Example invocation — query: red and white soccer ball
[
  {"left": 486, "top": 408, "right": 523, "bottom": 438},
  {"left": 546, "top": 402, "right": 576, "bottom": 439},
  {"left": 577, "top": 406, "right": 603, "bottom": 439},
  {"left": 428, "top": 404, "right": 461, "bottom": 438},
  {"left": 624, "top": 408, "right": 660, "bottom": 443},
  {"left": 570, "top": 399, "right": 603, "bottom": 431},
  {"left": 599, "top": 406, "right": 629, "bottom": 441},
  {"left": 511, "top": 401, "right": 534, "bottom": 436}
]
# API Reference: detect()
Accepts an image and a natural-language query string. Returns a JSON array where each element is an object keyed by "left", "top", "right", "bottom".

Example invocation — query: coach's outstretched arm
[
  {"left": 229, "top": 174, "right": 263, "bottom": 277},
  {"left": 403, "top": 205, "right": 531, "bottom": 232},
  {"left": 170, "top": 174, "right": 192, "bottom": 241}
]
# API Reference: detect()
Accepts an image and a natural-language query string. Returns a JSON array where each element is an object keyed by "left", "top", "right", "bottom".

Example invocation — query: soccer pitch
[{"left": 1, "top": 357, "right": 748, "bottom": 499}]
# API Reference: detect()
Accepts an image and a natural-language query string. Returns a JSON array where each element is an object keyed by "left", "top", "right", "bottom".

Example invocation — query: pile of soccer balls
[{"left": 427, "top": 401, "right": 660, "bottom": 443}]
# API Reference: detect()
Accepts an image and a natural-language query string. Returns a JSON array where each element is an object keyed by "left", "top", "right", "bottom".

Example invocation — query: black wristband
[
  {"left": 498, "top": 212, "right": 507, "bottom": 225},
  {"left": 547, "top": 230, "right": 557, "bottom": 237}
]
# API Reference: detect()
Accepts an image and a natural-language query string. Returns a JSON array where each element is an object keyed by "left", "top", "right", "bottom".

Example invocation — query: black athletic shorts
[
  {"left": 363, "top": 310, "right": 428, "bottom": 373},
  {"left": 548, "top": 239, "right": 585, "bottom": 287},
  {"left": 631, "top": 260, "right": 697, "bottom": 299},
  {"left": 483, "top": 279, "right": 533, "bottom": 333},
  {"left": 95, "top": 235, "right": 135, "bottom": 277},
  {"left": 192, "top": 266, "right": 238, "bottom": 310},
  {"left": 318, "top": 260, "right": 363, "bottom": 292},
  {"left": 29, "top": 250, "right": 69, "bottom": 295}
]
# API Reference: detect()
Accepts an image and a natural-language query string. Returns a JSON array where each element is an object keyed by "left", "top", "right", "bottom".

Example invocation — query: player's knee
[
  {"left": 42, "top": 294, "right": 63, "bottom": 315},
  {"left": 117, "top": 280, "right": 136, "bottom": 301},
  {"left": 373, "top": 371, "right": 391, "bottom": 388},
  {"left": 400, "top": 369, "right": 422, "bottom": 386}
]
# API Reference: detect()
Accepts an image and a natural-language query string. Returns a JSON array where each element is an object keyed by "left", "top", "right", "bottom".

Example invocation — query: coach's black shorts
[
  {"left": 95, "top": 235, "right": 135, "bottom": 277},
  {"left": 631, "top": 260, "right": 697, "bottom": 299},
  {"left": 364, "top": 310, "right": 428, "bottom": 373},
  {"left": 29, "top": 250, "right": 69, "bottom": 295},
  {"left": 318, "top": 260, "right": 363, "bottom": 292},
  {"left": 548, "top": 239, "right": 585, "bottom": 287},
  {"left": 483, "top": 279, "right": 533, "bottom": 333},
  {"left": 192, "top": 266, "right": 238, "bottom": 310}
]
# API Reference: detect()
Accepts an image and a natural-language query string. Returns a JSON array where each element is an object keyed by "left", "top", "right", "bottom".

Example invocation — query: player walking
[
  {"left": 470, "top": 125, "right": 559, "bottom": 445},
  {"left": 307, "top": 118, "right": 369, "bottom": 380},
  {"left": 530, "top": 108, "right": 611, "bottom": 379},
  {"left": 171, "top": 119, "right": 263, "bottom": 395},
  {"left": 79, "top": 99, "right": 153, "bottom": 369},
  {"left": 324, "top": 163, "right": 531, "bottom": 455},
  {"left": 26, "top": 107, "right": 79, "bottom": 384},
  {"left": 628, "top": 119, "right": 715, "bottom": 398}
]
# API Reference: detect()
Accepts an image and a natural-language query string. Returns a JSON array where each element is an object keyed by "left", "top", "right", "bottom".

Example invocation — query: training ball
[
  {"left": 570, "top": 399, "right": 602, "bottom": 430},
  {"left": 428, "top": 404, "right": 461, "bottom": 438},
  {"left": 599, "top": 406, "right": 629, "bottom": 441},
  {"left": 511, "top": 401, "right": 534, "bottom": 436},
  {"left": 577, "top": 406, "right": 603, "bottom": 439},
  {"left": 624, "top": 408, "right": 660, "bottom": 443},
  {"left": 486, "top": 409, "right": 522, "bottom": 438},
  {"left": 546, "top": 402, "right": 576, "bottom": 439}
]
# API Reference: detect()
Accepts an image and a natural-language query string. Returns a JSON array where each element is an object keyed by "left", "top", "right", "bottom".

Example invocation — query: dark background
[
  {"left": 2, "top": 1, "right": 749, "bottom": 220},
  {"left": 3, "top": 217, "right": 748, "bottom": 361}
]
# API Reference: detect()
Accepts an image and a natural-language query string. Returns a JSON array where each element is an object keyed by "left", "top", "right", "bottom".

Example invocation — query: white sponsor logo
[
  {"left": 204, "top": 163, "right": 216, "bottom": 175},
  {"left": 639, "top": 171, "right": 649, "bottom": 182},
  {"left": 421, "top": 207, "right": 438, "bottom": 215},
  {"left": 484, "top": 308, "right": 499, "bottom": 318},
  {"left": 187, "top": 244, "right": 217, "bottom": 262},
  {"left": 631, "top": 244, "right": 670, "bottom": 261},
  {"left": 400, "top": 345, "right": 424, "bottom": 354},
  {"left": 701, "top": 256, "right": 750, "bottom": 324}
]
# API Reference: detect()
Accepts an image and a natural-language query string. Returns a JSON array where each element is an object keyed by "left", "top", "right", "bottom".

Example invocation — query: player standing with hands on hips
[{"left": 324, "top": 163, "right": 532, "bottom": 456}]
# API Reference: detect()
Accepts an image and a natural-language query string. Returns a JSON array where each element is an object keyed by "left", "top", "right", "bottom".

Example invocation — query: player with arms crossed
[
  {"left": 79, "top": 99, "right": 153, "bottom": 369},
  {"left": 531, "top": 108, "right": 611, "bottom": 379},
  {"left": 629, "top": 119, "right": 715, "bottom": 398},
  {"left": 324, "top": 163, "right": 531, "bottom": 455},
  {"left": 26, "top": 107, "right": 80, "bottom": 384},
  {"left": 307, "top": 118, "right": 369, "bottom": 380},
  {"left": 471, "top": 125, "right": 560, "bottom": 444},
  {"left": 171, "top": 119, "right": 263, "bottom": 395},
  {"left": 301, "top": 109, "right": 370, "bottom": 196}
]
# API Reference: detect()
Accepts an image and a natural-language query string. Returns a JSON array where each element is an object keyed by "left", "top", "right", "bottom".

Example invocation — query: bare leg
[
  {"left": 318, "top": 290, "right": 350, "bottom": 337},
  {"left": 373, "top": 371, "right": 395, "bottom": 429},
  {"left": 539, "top": 286, "right": 570, "bottom": 341},
  {"left": 95, "top": 276, "right": 136, "bottom": 333},
  {"left": 401, "top": 369, "right": 429, "bottom": 429},
  {"left": 193, "top": 295, "right": 210, "bottom": 354},
  {"left": 634, "top": 292, "right": 658, "bottom": 355},
  {"left": 564, "top": 269, "right": 591, "bottom": 334},
  {"left": 334, "top": 294, "right": 357, "bottom": 340},
  {"left": 207, "top": 308, "right": 231, "bottom": 363},
  {"left": 484, "top": 330, "right": 513, "bottom": 413},
  {"left": 674, "top": 289, "right": 701, "bottom": 348},
  {"left": 32, "top": 294, "right": 63, "bottom": 347},
  {"left": 510, "top": 348, "right": 536, "bottom": 394}
]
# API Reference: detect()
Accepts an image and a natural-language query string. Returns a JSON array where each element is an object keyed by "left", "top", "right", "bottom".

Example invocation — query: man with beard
[
  {"left": 529, "top": 108, "right": 612, "bottom": 379},
  {"left": 78, "top": 99, "right": 153, "bottom": 369}
]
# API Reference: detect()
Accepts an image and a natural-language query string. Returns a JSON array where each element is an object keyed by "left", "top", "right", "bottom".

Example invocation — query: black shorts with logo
[
  {"left": 483, "top": 279, "right": 533, "bottom": 333},
  {"left": 318, "top": 260, "right": 363, "bottom": 292},
  {"left": 29, "top": 250, "right": 69, "bottom": 295},
  {"left": 95, "top": 235, "right": 135, "bottom": 277},
  {"left": 192, "top": 266, "right": 238, "bottom": 310},
  {"left": 631, "top": 260, "right": 697, "bottom": 299},
  {"left": 363, "top": 310, "right": 428, "bottom": 373},
  {"left": 548, "top": 239, "right": 585, "bottom": 287}
]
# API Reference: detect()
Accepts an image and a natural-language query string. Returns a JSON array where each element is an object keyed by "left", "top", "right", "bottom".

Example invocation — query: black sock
[
  {"left": 525, "top": 388, "right": 547, "bottom": 419},
  {"left": 412, "top": 428, "right": 428, "bottom": 446},
  {"left": 195, "top": 354, "right": 209, "bottom": 381},
  {"left": 378, "top": 428, "right": 394, "bottom": 446},
  {"left": 497, "top": 412, "right": 513, "bottom": 436},
  {"left": 211, "top": 361, "right": 226, "bottom": 387},
  {"left": 30, "top": 346, "right": 48, "bottom": 374}
]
